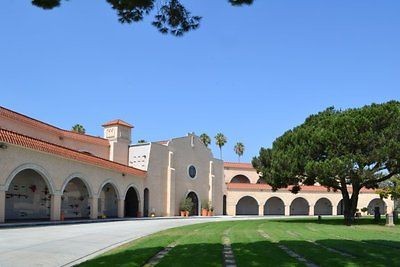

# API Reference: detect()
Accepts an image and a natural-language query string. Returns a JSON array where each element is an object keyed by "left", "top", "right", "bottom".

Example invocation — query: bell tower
[{"left": 102, "top": 119, "right": 133, "bottom": 165}]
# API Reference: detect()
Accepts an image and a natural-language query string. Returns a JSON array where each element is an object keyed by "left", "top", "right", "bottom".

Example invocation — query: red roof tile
[
  {"left": 0, "top": 106, "right": 109, "bottom": 146},
  {"left": 102, "top": 119, "right": 133, "bottom": 128},
  {"left": 224, "top": 162, "right": 254, "bottom": 169},
  {"left": 0, "top": 128, "right": 146, "bottom": 177},
  {"left": 227, "top": 183, "right": 375, "bottom": 193}
]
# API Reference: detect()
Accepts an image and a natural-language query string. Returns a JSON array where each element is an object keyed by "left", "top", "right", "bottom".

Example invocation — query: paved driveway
[{"left": 0, "top": 217, "right": 254, "bottom": 267}]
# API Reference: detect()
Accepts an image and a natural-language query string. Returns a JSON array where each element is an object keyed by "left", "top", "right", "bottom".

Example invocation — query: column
[
  {"left": 89, "top": 197, "right": 98, "bottom": 220},
  {"left": 332, "top": 205, "right": 337, "bottom": 216},
  {"left": 258, "top": 204, "right": 264, "bottom": 216},
  {"left": 208, "top": 161, "right": 214, "bottom": 203},
  {"left": 285, "top": 205, "right": 290, "bottom": 216},
  {"left": 166, "top": 151, "right": 175, "bottom": 216},
  {"left": 118, "top": 199, "right": 125, "bottom": 218},
  {"left": 50, "top": 192, "right": 62, "bottom": 221},
  {"left": 0, "top": 189, "right": 5, "bottom": 223},
  {"left": 309, "top": 205, "right": 314, "bottom": 216}
]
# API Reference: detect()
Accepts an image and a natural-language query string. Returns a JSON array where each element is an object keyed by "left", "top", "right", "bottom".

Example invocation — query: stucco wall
[{"left": 0, "top": 144, "right": 144, "bottom": 222}]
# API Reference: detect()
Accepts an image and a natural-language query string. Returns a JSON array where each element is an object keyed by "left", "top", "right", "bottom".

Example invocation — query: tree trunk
[{"left": 342, "top": 189, "right": 360, "bottom": 226}]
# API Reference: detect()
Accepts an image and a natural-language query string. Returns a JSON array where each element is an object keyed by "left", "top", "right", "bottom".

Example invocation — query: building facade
[{"left": 0, "top": 106, "right": 393, "bottom": 223}]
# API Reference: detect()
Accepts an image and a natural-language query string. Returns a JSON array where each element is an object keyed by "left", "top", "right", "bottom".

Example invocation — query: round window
[{"left": 188, "top": 165, "right": 197, "bottom": 179}]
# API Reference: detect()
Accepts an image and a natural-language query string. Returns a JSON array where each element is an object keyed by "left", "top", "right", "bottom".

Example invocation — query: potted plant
[
  {"left": 355, "top": 208, "right": 361, "bottom": 218},
  {"left": 207, "top": 203, "right": 214, "bottom": 216},
  {"left": 179, "top": 198, "right": 187, "bottom": 217},
  {"left": 184, "top": 198, "right": 193, "bottom": 217},
  {"left": 361, "top": 207, "right": 368, "bottom": 216},
  {"left": 201, "top": 200, "right": 209, "bottom": 216}
]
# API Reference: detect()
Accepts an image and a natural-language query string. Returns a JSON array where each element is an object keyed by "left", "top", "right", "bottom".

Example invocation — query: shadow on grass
[
  {"left": 273, "top": 216, "right": 389, "bottom": 226},
  {"left": 78, "top": 239, "right": 400, "bottom": 267}
]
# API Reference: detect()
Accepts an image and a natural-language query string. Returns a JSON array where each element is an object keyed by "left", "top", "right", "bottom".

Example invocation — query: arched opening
[
  {"left": 256, "top": 178, "right": 266, "bottom": 184},
  {"left": 236, "top": 196, "right": 258, "bottom": 215},
  {"left": 5, "top": 169, "right": 51, "bottom": 221},
  {"left": 143, "top": 188, "right": 149, "bottom": 217},
  {"left": 187, "top": 191, "right": 199, "bottom": 216},
  {"left": 223, "top": 195, "right": 227, "bottom": 215},
  {"left": 337, "top": 199, "right": 344, "bottom": 215},
  {"left": 314, "top": 198, "right": 333, "bottom": 215},
  {"left": 230, "top": 175, "right": 251, "bottom": 184},
  {"left": 290, "top": 197, "right": 309, "bottom": 216},
  {"left": 125, "top": 187, "right": 139, "bottom": 217},
  {"left": 367, "top": 198, "right": 387, "bottom": 215},
  {"left": 98, "top": 183, "right": 118, "bottom": 218},
  {"left": 264, "top": 197, "right": 285, "bottom": 215},
  {"left": 61, "top": 178, "right": 90, "bottom": 219}
]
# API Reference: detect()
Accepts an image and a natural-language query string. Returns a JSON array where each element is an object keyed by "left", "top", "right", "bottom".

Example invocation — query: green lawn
[{"left": 78, "top": 218, "right": 400, "bottom": 267}]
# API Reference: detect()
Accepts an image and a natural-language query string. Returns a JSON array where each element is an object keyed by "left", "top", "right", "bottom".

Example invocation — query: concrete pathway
[{"left": 0, "top": 216, "right": 314, "bottom": 267}]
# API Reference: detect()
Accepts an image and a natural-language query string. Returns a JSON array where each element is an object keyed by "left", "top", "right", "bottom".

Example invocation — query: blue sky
[{"left": 1, "top": 0, "right": 399, "bottom": 162}]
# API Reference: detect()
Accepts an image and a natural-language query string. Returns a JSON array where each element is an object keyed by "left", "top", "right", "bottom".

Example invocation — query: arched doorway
[
  {"left": 125, "top": 187, "right": 139, "bottom": 217},
  {"left": 236, "top": 196, "right": 258, "bottom": 215},
  {"left": 290, "top": 197, "right": 309, "bottom": 215},
  {"left": 314, "top": 198, "right": 333, "bottom": 215},
  {"left": 187, "top": 192, "right": 199, "bottom": 216},
  {"left": 264, "top": 197, "right": 285, "bottom": 215},
  {"left": 368, "top": 198, "right": 387, "bottom": 215},
  {"left": 99, "top": 183, "right": 118, "bottom": 218},
  {"left": 143, "top": 188, "right": 149, "bottom": 217},
  {"left": 5, "top": 169, "right": 51, "bottom": 221},
  {"left": 337, "top": 199, "right": 344, "bottom": 215},
  {"left": 61, "top": 178, "right": 90, "bottom": 219},
  {"left": 256, "top": 178, "right": 266, "bottom": 184},
  {"left": 230, "top": 175, "right": 251, "bottom": 183},
  {"left": 223, "top": 195, "right": 227, "bottom": 215}
]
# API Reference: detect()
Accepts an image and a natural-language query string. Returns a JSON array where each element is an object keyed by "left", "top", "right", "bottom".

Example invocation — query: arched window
[{"left": 230, "top": 175, "right": 251, "bottom": 183}]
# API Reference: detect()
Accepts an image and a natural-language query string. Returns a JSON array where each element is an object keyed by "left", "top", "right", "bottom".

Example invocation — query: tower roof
[{"left": 102, "top": 119, "right": 134, "bottom": 128}]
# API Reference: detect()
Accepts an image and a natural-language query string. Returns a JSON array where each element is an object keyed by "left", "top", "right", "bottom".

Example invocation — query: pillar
[
  {"left": 209, "top": 161, "right": 214, "bottom": 203},
  {"left": 50, "top": 193, "right": 62, "bottom": 221},
  {"left": 285, "top": 205, "right": 290, "bottom": 216},
  {"left": 0, "top": 189, "right": 5, "bottom": 223},
  {"left": 309, "top": 205, "right": 314, "bottom": 216},
  {"left": 332, "top": 205, "right": 337, "bottom": 216},
  {"left": 118, "top": 199, "right": 125, "bottom": 218},
  {"left": 89, "top": 197, "right": 98, "bottom": 220},
  {"left": 166, "top": 151, "right": 175, "bottom": 216},
  {"left": 258, "top": 204, "right": 264, "bottom": 216}
]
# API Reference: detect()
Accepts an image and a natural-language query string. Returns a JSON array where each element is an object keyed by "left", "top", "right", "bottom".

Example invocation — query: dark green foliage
[
  {"left": 253, "top": 101, "right": 400, "bottom": 224},
  {"left": 32, "top": 0, "right": 61, "bottom": 9},
  {"left": 30, "top": 0, "right": 254, "bottom": 36}
]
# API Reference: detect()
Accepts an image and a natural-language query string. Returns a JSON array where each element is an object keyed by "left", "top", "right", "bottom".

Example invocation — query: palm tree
[
  {"left": 215, "top": 133, "right": 227, "bottom": 159},
  {"left": 200, "top": 133, "right": 211, "bottom": 148},
  {"left": 234, "top": 142, "right": 245, "bottom": 162},
  {"left": 72, "top": 124, "right": 85, "bottom": 134}
]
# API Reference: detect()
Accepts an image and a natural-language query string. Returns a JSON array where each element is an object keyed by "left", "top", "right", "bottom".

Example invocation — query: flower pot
[
  {"left": 207, "top": 211, "right": 213, "bottom": 216},
  {"left": 180, "top": 211, "right": 186, "bottom": 217},
  {"left": 185, "top": 211, "right": 190, "bottom": 217},
  {"left": 201, "top": 208, "right": 208, "bottom": 216},
  {"left": 60, "top": 212, "right": 65, "bottom": 221}
]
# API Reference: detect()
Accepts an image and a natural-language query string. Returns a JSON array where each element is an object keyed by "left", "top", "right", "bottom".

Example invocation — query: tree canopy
[
  {"left": 215, "top": 133, "right": 227, "bottom": 159},
  {"left": 71, "top": 124, "right": 85, "bottom": 134},
  {"left": 200, "top": 133, "right": 211, "bottom": 148},
  {"left": 234, "top": 142, "right": 245, "bottom": 162},
  {"left": 252, "top": 101, "right": 400, "bottom": 224},
  {"left": 31, "top": 0, "right": 254, "bottom": 36}
]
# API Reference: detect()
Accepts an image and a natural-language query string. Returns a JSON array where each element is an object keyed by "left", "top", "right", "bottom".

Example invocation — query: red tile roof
[
  {"left": 0, "top": 106, "right": 109, "bottom": 146},
  {"left": 0, "top": 128, "right": 146, "bottom": 177},
  {"left": 224, "top": 162, "right": 254, "bottom": 169},
  {"left": 226, "top": 183, "right": 375, "bottom": 193},
  {"left": 102, "top": 119, "right": 133, "bottom": 128}
]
